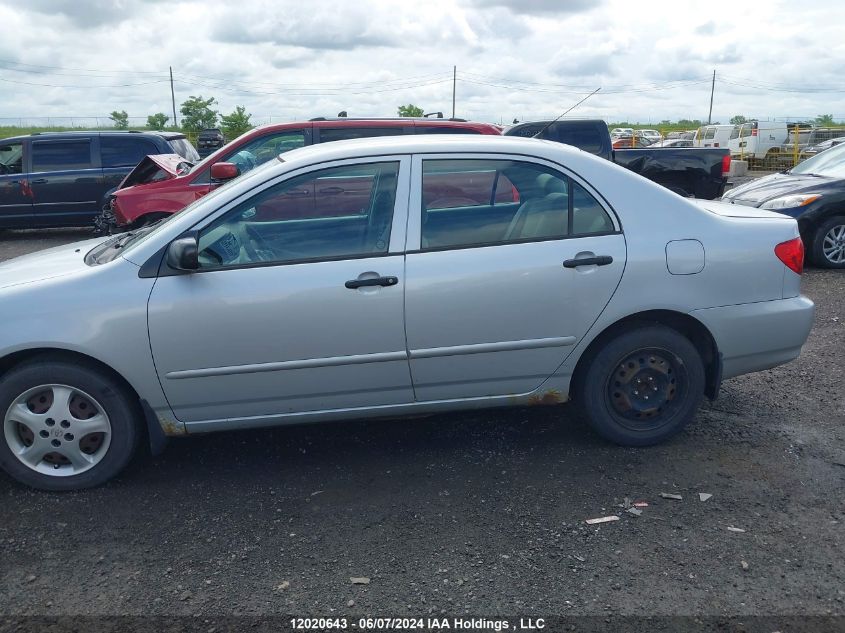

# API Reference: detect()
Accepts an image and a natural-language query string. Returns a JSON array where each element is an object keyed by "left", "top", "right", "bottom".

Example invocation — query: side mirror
[
  {"left": 166, "top": 236, "right": 199, "bottom": 271},
  {"left": 210, "top": 162, "right": 239, "bottom": 181}
]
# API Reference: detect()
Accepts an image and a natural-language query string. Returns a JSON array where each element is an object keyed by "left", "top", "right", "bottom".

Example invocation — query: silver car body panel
[{"left": 0, "top": 135, "right": 815, "bottom": 436}]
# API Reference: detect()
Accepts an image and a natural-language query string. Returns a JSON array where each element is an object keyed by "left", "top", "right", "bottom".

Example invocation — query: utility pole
[
  {"left": 707, "top": 69, "right": 715, "bottom": 125},
  {"left": 452, "top": 65, "right": 456, "bottom": 119},
  {"left": 170, "top": 66, "right": 178, "bottom": 128}
]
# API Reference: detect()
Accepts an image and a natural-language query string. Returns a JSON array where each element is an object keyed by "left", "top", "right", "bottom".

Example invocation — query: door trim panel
[
  {"left": 165, "top": 350, "right": 409, "bottom": 380},
  {"left": 409, "top": 336, "right": 576, "bottom": 359}
]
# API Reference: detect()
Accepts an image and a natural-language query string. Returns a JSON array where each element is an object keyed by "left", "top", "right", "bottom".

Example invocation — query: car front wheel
[
  {"left": 0, "top": 359, "right": 141, "bottom": 491},
  {"left": 811, "top": 215, "right": 845, "bottom": 268},
  {"left": 576, "top": 324, "right": 705, "bottom": 446}
]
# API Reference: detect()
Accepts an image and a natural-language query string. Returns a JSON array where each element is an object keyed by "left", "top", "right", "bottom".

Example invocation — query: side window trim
[
  {"left": 406, "top": 152, "right": 620, "bottom": 253},
  {"left": 182, "top": 155, "right": 411, "bottom": 272}
]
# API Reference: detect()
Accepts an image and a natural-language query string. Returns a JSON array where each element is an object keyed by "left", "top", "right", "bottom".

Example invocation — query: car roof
[
  {"left": 0, "top": 130, "right": 185, "bottom": 143},
  {"left": 277, "top": 134, "right": 579, "bottom": 167}
]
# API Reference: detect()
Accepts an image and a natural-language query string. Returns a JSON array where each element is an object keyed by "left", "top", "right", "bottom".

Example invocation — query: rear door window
[
  {"left": 420, "top": 159, "right": 614, "bottom": 251},
  {"left": 100, "top": 137, "right": 159, "bottom": 168},
  {"left": 31, "top": 140, "right": 93, "bottom": 172},
  {"left": 318, "top": 127, "right": 408, "bottom": 143}
]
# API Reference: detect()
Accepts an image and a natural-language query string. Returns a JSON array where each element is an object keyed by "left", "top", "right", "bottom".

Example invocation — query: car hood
[
  {"left": 723, "top": 172, "right": 835, "bottom": 206},
  {"left": 0, "top": 236, "right": 110, "bottom": 290},
  {"left": 692, "top": 199, "right": 794, "bottom": 220},
  {"left": 118, "top": 153, "right": 192, "bottom": 189}
]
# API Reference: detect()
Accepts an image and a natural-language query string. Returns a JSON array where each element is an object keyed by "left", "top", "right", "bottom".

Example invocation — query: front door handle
[
  {"left": 345, "top": 276, "right": 399, "bottom": 289},
  {"left": 563, "top": 255, "right": 613, "bottom": 268}
]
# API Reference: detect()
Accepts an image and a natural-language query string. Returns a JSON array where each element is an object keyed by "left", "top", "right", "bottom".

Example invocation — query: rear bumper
[{"left": 691, "top": 296, "right": 815, "bottom": 380}]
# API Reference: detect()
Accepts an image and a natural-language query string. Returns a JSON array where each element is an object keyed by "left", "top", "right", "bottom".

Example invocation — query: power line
[{"left": 0, "top": 76, "right": 170, "bottom": 89}]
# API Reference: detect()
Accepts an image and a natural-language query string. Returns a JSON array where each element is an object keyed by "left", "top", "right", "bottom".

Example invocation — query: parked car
[
  {"left": 196, "top": 128, "right": 225, "bottom": 158},
  {"left": 800, "top": 136, "right": 845, "bottom": 158},
  {"left": 0, "top": 131, "right": 198, "bottom": 229},
  {"left": 610, "top": 127, "right": 634, "bottom": 138},
  {"left": 505, "top": 119, "right": 730, "bottom": 199},
  {"left": 99, "top": 118, "right": 502, "bottom": 232},
  {"left": 0, "top": 135, "right": 814, "bottom": 490},
  {"left": 695, "top": 124, "right": 736, "bottom": 149},
  {"left": 649, "top": 139, "right": 695, "bottom": 148},
  {"left": 728, "top": 121, "right": 812, "bottom": 161},
  {"left": 638, "top": 129, "right": 662, "bottom": 142},
  {"left": 611, "top": 134, "right": 655, "bottom": 149},
  {"left": 722, "top": 140, "right": 845, "bottom": 267}
]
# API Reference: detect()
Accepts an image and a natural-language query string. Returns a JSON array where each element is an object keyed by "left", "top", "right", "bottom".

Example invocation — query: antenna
[{"left": 532, "top": 87, "right": 602, "bottom": 138}]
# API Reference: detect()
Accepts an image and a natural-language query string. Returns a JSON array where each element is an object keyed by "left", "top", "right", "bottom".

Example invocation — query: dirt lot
[{"left": 0, "top": 228, "right": 843, "bottom": 623}]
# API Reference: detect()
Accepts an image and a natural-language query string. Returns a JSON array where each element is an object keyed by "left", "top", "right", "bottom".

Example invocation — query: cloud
[
  {"left": 20, "top": 0, "right": 169, "bottom": 28},
  {"left": 463, "top": 0, "right": 600, "bottom": 15}
]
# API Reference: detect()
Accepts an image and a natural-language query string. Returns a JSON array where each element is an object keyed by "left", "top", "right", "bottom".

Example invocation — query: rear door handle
[
  {"left": 345, "top": 276, "right": 399, "bottom": 289},
  {"left": 563, "top": 255, "right": 613, "bottom": 268},
  {"left": 30, "top": 178, "right": 48, "bottom": 185}
]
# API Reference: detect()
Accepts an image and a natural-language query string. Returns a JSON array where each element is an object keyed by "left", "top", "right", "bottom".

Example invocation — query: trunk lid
[{"left": 693, "top": 199, "right": 794, "bottom": 220}]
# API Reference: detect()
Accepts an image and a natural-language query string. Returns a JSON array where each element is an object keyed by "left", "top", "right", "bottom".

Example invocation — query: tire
[
  {"left": 810, "top": 215, "right": 845, "bottom": 268},
  {"left": 576, "top": 324, "right": 705, "bottom": 446},
  {"left": 0, "top": 359, "right": 141, "bottom": 491}
]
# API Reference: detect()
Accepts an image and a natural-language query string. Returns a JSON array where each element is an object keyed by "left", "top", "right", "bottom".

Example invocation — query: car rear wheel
[
  {"left": 0, "top": 360, "right": 141, "bottom": 491},
  {"left": 576, "top": 324, "right": 705, "bottom": 446},
  {"left": 811, "top": 215, "right": 845, "bottom": 268}
]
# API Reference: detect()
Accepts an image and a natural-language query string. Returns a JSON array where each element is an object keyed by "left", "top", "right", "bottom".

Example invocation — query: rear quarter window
[{"left": 100, "top": 137, "right": 159, "bottom": 168}]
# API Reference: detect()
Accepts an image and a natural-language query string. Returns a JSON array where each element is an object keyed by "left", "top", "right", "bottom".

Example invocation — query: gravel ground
[{"left": 0, "top": 228, "right": 843, "bottom": 622}]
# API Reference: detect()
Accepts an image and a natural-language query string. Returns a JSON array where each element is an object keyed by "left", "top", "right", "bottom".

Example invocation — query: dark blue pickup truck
[{"left": 505, "top": 119, "right": 731, "bottom": 199}]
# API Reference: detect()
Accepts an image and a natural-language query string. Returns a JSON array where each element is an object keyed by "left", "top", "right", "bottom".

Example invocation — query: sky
[{"left": 0, "top": 0, "right": 843, "bottom": 127}]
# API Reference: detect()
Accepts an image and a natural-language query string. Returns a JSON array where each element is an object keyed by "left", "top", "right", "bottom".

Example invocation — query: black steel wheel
[{"left": 577, "top": 324, "right": 705, "bottom": 446}]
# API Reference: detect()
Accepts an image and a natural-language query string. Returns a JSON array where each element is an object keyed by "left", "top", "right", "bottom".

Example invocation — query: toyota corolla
[{"left": 0, "top": 135, "right": 814, "bottom": 490}]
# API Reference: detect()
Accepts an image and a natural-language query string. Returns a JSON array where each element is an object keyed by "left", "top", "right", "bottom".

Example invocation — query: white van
[
  {"left": 728, "top": 121, "right": 812, "bottom": 160},
  {"left": 695, "top": 124, "right": 736, "bottom": 149}
]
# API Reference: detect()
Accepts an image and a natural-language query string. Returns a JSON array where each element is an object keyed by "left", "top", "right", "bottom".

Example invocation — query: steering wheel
[{"left": 242, "top": 223, "right": 274, "bottom": 262}]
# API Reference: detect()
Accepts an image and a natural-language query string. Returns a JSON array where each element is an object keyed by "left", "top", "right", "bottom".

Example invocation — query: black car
[
  {"left": 722, "top": 141, "right": 845, "bottom": 268},
  {"left": 196, "top": 128, "right": 225, "bottom": 158},
  {"left": 0, "top": 131, "right": 199, "bottom": 229}
]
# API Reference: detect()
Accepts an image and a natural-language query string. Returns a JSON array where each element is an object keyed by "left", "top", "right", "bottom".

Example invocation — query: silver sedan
[{"left": 0, "top": 135, "right": 815, "bottom": 490}]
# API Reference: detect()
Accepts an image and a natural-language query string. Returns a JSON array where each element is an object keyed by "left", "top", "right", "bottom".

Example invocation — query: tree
[
  {"left": 146, "top": 113, "right": 169, "bottom": 130},
  {"left": 109, "top": 110, "right": 129, "bottom": 129},
  {"left": 730, "top": 115, "right": 747, "bottom": 125},
  {"left": 180, "top": 95, "right": 218, "bottom": 133},
  {"left": 397, "top": 104, "right": 424, "bottom": 117},
  {"left": 220, "top": 105, "right": 253, "bottom": 139},
  {"left": 677, "top": 119, "right": 702, "bottom": 127},
  {"left": 815, "top": 114, "right": 836, "bottom": 126}
]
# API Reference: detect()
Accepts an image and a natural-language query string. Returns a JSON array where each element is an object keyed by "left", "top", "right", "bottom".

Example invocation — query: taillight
[
  {"left": 775, "top": 237, "right": 804, "bottom": 274},
  {"left": 721, "top": 154, "right": 731, "bottom": 175},
  {"left": 751, "top": 128, "right": 758, "bottom": 136}
]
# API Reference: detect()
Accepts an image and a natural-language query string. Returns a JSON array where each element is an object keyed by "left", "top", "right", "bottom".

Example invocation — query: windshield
[{"left": 790, "top": 141, "right": 845, "bottom": 177}]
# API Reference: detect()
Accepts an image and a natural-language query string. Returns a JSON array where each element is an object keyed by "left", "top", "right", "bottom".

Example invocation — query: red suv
[{"left": 99, "top": 118, "right": 502, "bottom": 231}]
